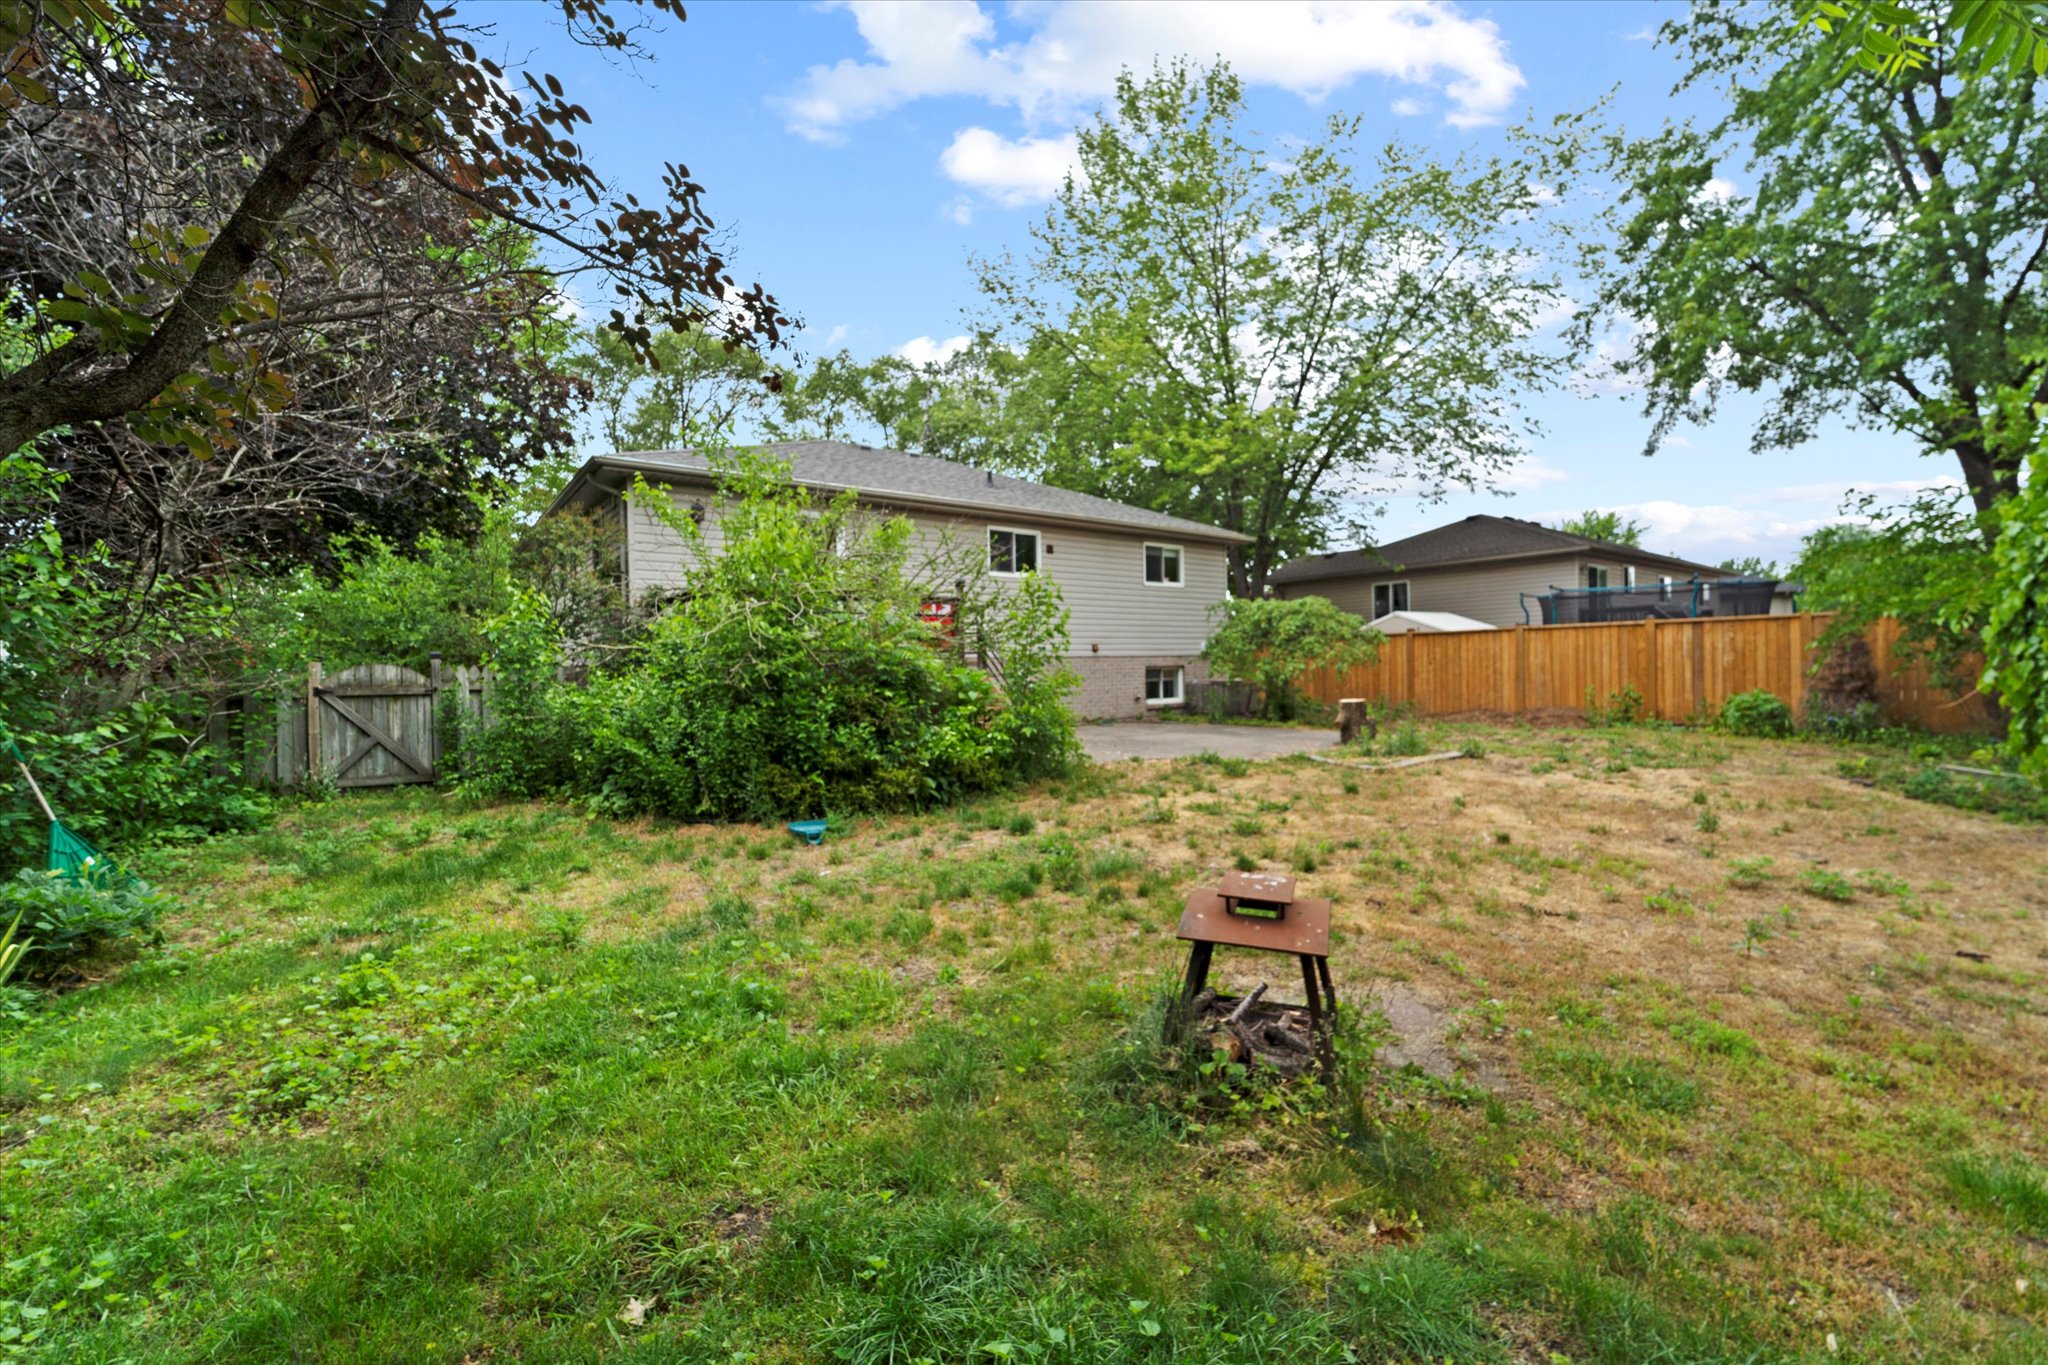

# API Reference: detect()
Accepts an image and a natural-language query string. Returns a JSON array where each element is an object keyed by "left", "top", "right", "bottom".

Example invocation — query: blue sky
[{"left": 479, "top": 0, "right": 1952, "bottom": 569}]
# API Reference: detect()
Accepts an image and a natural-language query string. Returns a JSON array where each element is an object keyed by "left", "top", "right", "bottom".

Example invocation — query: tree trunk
[{"left": 0, "top": 0, "right": 426, "bottom": 457}]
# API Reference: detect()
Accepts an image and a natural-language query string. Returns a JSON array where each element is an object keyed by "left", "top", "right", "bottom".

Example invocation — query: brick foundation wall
[{"left": 1066, "top": 655, "right": 1210, "bottom": 720}]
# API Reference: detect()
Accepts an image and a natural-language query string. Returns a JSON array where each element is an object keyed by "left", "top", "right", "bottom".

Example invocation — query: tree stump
[{"left": 1338, "top": 698, "right": 1376, "bottom": 746}]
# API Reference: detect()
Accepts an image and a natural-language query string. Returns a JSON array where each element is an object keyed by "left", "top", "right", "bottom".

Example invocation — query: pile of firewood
[{"left": 1187, "top": 983, "right": 1316, "bottom": 1077}]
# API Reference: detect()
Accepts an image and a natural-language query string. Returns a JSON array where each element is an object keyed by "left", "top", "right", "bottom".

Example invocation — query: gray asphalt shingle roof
[
  {"left": 557, "top": 441, "right": 1251, "bottom": 544},
  {"left": 1267, "top": 515, "right": 1723, "bottom": 585}
]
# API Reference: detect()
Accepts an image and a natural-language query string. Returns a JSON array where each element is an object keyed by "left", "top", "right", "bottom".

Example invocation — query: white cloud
[
  {"left": 1566, "top": 500, "right": 1840, "bottom": 555},
  {"left": 943, "top": 196, "right": 977, "bottom": 225},
  {"left": 1495, "top": 454, "right": 1570, "bottom": 493},
  {"left": 1391, "top": 96, "right": 1427, "bottom": 117},
  {"left": 778, "top": 0, "right": 1526, "bottom": 140},
  {"left": 824, "top": 323, "right": 851, "bottom": 347},
  {"left": 896, "top": 334, "right": 972, "bottom": 367},
  {"left": 939, "top": 127, "right": 1081, "bottom": 206},
  {"left": 1694, "top": 177, "right": 1738, "bottom": 205},
  {"left": 1770, "top": 476, "right": 1962, "bottom": 506},
  {"left": 1623, "top": 25, "right": 1657, "bottom": 43}
]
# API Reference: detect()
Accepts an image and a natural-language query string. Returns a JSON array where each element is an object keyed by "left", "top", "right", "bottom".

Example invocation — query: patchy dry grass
[{"left": 0, "top": 721, "right": 2043, "bottom": 1362}]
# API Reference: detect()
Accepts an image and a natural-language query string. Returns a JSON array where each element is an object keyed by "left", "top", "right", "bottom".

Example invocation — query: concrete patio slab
[{"left": 1079, "top": 722, "right": 1338, "bottom": 763}]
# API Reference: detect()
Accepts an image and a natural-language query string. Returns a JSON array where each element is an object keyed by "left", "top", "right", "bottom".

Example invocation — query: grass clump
[
  {"left": 1939, "top": 1153, "right": 2048, "bottom": 1235},
  {"left": 1797, "top": 867, "right": 1855, "bottom": 902}
]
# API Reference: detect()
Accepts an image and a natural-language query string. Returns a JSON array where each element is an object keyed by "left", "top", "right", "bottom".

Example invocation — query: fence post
[
  {"left": 1511, "top": 625, "right": 1528, "bottom": 713},
  {"left": 306, "top": 660, "right": 324, "bottom": 786},
  {"left": 428, "top": 652, "right": 444, "bottom": 774},
  {"left": 1643, "top": 617, "right": 1660, "bottom": 720}
]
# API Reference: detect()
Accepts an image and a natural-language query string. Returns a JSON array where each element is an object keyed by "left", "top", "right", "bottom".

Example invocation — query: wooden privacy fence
[
  {"left": 263, "top": 659, "right": 494, "bottom": 790},
  {"left": 1295, "top": 613, "right": 2001, "bottom": 735}
]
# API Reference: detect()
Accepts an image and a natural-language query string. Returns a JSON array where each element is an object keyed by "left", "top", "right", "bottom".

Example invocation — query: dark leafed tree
[
  {"left": 1583, "top": 4, "right": 2048, "bottom": 535},
  {"left": 0, "top": 0, "right": 786, "bottom": 572}
]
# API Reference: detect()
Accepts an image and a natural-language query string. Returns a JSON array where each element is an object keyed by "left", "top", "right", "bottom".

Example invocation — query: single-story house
[
  {"left": 1369, "top": 610, "right": 1496, "bottom": 635},
  {"left": 1269, "top": 515, "right": 1796, "bottom": 628},
  {"left": 546, "top": 440, "right": 1251, "bottom": 718}
]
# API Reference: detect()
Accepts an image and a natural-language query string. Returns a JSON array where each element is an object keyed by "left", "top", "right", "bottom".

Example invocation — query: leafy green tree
[
  {"left": 1718, "top": 555, "right": 1782, "bottom": 577},
  {"left": 573, "top": 326, "right": 778, "bottom": 455},
  {"left": 1555, "top": 511, "right": 1648, "bottom": 546},
  {"left": 1584, "top": 6, "right": 2048, "bottom": 529},
  {"left": 1983, "top": 439, "right": 2048, "bottom": 778},
  {"left": 1203, "top": 595, "right": 1381, "bottom": 721},
  {"left": 975, "top": 62, "right": 1570, "bottom": 596},
  {"left": 1790, "top": 492, "right": 1992, "bottom": 681},
  {"left": 769, "top": 341, "right": 1024, "bottom": 466},
  {"left": 1799, "top": 0, "right": 2048, "bottom": 80}
]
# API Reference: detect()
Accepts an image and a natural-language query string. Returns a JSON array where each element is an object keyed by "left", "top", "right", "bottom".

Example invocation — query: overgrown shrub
[
  {"left": 462, "top": 453, "right": 1080, "bottom": 818},
  {"left": 1713, "top": 689, "right": 1794, "bottom": 738},
  {"left": 2, "top": 456, "right": 268, "bottom": 870},
  {"left": 0, "top": 865, "right": 170, "bottom": 985}
]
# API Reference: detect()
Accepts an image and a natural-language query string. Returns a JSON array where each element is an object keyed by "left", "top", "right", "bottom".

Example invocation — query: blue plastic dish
[{"left": 787, "top": 819, "right": 829, "bottom": 846}]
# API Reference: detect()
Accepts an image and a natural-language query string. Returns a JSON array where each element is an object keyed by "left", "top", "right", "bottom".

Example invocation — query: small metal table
[{"left": 1173, "top": 870, "right": 1337, "bottom": 1079}]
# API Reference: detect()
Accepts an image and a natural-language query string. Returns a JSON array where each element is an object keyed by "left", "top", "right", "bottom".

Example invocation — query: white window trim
[
  {"left": 1623, "top": 565, "right": 1637, "bottom": 588},
  {"left": 1143, "top": 541, "right": 1185, "bottom": 587},
  {"left": 1144, "top": 665, "right": 1185, "bottom": 706},
  {"left": 1586, "top": 565, "right": 1610, "bottom": 589},
  {"left": 1373, "top": 580, "right": 1410, "bottom": 618},
  {"left": 987, "top": 525, "right": 1040, "bottom": 578}
]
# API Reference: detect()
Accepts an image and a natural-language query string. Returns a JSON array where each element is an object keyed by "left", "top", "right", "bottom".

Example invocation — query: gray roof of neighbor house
[
  {"left": 1267, "top": 514, "right": 1724, "bottom": 586},
  {"left": 548, "top": 441, "right": 1253, "bottom": 545}
]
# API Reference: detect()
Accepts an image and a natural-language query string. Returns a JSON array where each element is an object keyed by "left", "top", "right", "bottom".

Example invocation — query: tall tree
[
  {"left": 573, "top": 325, "right": 778, "bottom": 454},
  {"left": 1555, "top": 510, "right": 1648, "bottom": 546},
  {"left": 0, "top": 0, "right": 786, "bottom": 465},
  {"left": 975, "top": 62, "right": 1569, "bottom": 597},
  {"left": 768, "top": 341, "right": 1024, "bottom": 466},
  {"left": 1583, "top": 5, "right": 2048, "bottom": 532}
]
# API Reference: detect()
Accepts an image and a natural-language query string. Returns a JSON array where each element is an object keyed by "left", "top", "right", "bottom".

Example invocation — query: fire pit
[{"left": 1170, "top": 870, "right": 1337, "bottom": 1080}]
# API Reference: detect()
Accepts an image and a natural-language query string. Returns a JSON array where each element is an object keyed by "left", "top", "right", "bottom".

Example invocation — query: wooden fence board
[{"left": 1297, "top": 613, "right": 2000, "bottom": 735}]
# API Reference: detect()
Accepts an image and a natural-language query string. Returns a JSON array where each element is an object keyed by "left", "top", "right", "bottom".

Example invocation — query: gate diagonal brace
[{"left": 317, "top": 691, "right": 432, "bottom": 779}]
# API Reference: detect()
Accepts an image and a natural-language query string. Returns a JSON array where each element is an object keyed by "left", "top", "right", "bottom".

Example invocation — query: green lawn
[{"left": 2, "top": 725, "right": 2043, "bottom": 1362}]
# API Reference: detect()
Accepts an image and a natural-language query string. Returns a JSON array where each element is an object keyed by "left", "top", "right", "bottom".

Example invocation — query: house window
[
  {"left": 1372, "top": 581, "right": 1410, "bottom": 618},
  {"left": 988, "top": 527, "right": 1039, "bottom": 576},
  {"left": 1659, "top": 575, "right": 1673, "bottom": 601},
  {"left": 1623, "top": 565, "right": 1637, "bottom": 588},
  {"left": 1144, "top": 543, "right": 1183, "bottom": 586},
  {"left": 1585, "top": 566, "right": 1610, "bottom": 589},
  {"left": 1144, "top": 666, "right": 1184, "bottom": 705}
]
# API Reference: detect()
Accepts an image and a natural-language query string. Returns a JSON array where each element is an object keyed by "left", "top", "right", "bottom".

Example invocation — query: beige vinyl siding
[
  {"left": 618, "top": 481, "right": 1227, "bottom": 657},
  {"left": 623, "top": 484, "right": 730, "bottom": 598}
]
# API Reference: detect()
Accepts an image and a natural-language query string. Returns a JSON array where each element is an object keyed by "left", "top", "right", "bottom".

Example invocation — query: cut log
[{"left": 1224, "top": 983, "right": 1268, "bottom": 1027}]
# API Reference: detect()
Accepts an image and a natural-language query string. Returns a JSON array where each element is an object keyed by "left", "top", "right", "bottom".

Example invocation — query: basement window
[{"left": 1144, "top": 666, "right": 1184, "bottom": 706}]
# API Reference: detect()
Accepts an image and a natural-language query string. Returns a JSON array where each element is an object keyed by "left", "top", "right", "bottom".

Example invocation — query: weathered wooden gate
[
  {"left": 306, "top": 663, "right": 438, "bottom": 788},
  {"left": 260, "top": 657, "right": 492, "bottom": 789}
]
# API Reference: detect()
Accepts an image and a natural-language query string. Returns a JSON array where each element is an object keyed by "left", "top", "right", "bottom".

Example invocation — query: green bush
[
  {"left": 462, "top": 453, "right": 1080, "bottom": 819},
  {"left": 1, "top": 456, "right": 269, "bottom": 870},
  {"left": 1713, "top": 689, "right": 1795, "bottom": 738},
  {"left": 0, "top": 865, "right": 170, "bottom": 985},
  {"left": 1202, "top": 595, "right": 1381, "bottom": 721}
]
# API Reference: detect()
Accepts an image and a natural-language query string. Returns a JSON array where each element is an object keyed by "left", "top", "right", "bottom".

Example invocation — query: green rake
[{"left": 5, "top": 736, "right": 104, "bottom": 877}]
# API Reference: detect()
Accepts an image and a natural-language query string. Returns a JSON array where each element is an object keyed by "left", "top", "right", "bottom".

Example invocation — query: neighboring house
[
  {"left": 546, "top": 441, "right": 1251, "bottom": 718},
  {"left": 1269, "top": 515, "right": 1794, "bottom": 628},
  {"left": 1370, "top": 610, "right": 1496, "bottom": 635}
]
